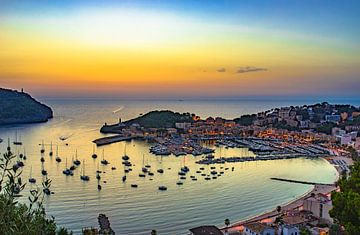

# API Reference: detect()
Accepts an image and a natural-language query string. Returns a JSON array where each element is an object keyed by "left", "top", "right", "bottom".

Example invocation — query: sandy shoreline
[{"left": 222, "top": 156, "right": 344, "bottom": 233}]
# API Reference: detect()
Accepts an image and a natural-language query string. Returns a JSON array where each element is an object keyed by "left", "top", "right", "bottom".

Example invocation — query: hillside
[
  {"left": 0, "top": 88, "right": 53, "bottom": 125},
  {"left": 124, "top": 110, "right": 193, "bottom": 128}
]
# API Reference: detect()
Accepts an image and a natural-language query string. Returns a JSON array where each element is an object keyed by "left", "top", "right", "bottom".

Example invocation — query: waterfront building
[
  {"left": 303, "top": 193, "right": 333, "bottom": 224},
  {"left": 242, "top": 222, "right": 275, "bottom": 235}
]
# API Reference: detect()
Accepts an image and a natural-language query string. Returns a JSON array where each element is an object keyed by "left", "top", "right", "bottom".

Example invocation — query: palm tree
[
  {"left": 224, "top": 218, "right": 230, "bottom": 227},
  {"left": 224, "top": 218, "right": 230, "bottom": 234},
  {"left": 276, "top": 205, "right": 282, "bottom": 213},
  {"left": 150, "top": 229, "right": 157, "bottom": 235}
]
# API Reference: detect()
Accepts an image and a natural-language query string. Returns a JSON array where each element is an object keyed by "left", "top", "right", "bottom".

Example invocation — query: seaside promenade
[{"left": 222, "top": 155, "right": 353, "bottom": 234}]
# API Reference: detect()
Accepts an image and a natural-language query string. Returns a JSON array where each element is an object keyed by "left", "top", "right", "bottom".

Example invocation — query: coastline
[{"left": 223, "top": 156, "right": 340, "bottom": 233}]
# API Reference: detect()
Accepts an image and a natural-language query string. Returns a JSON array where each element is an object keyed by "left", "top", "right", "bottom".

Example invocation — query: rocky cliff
[{"left": 0, "top": 88, "right": 53, "bottom": 125}]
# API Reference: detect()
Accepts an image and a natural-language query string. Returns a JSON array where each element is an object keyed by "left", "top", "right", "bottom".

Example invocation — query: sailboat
[
  {"left": 13, "top": 131, "right": 22, "bottom": 145},
  {"left": 16, "top": 150, "right": 24, "bottom": 167},
  {"left": 92, "top": 145, "right": 98, "bottom": 159},
  {"left": 7, "top": 138, "right": 11, "bottom": 152},
  {"left": 80, "top": 160, "right": 90, "bottom": 181},
  {"left": 101, "top": 149, "right": 109, "bottom": 165},
  {"left": 41, "top": 163, "right": 47, "bottom": 176},
  {"left": 62, "top": 158, "right": 72, "bottom": 176},
  {"left": 96, "top": 163, "right": 101, "bottom": 180},
  {"left": 40, "top": 140, "right": 45, "bottom": 154},
  {"left": 49, "top": 142, "right": 53, "bottom": 156},
  {"left": 141, "top": 154, "right": 148, "bottom": 173},
  {"left": 73, "top": 150, "right": 81, "bottom": 165},
  {"left": 122, "top": 145, "right": 129, "bottom": 160},
  {"left": 28, "top": 166, "right": 36, "bottom": 183},
  {"left": 55, "top": 146, "right": 62, "bottom": 162},
  {"left": 23, "top": 148, "right": 27, "bottom": 160}
]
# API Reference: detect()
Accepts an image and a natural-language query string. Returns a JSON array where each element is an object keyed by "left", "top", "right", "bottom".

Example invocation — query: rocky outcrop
[{"left": 0, "top": 88, "right": 53, "bottom": 125}]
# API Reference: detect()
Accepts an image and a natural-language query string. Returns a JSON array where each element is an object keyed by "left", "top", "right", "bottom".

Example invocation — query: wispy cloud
[
  {"left": 217, "top": 67, "right": 226, "bottom": 72},
  {"left": 237, "top": 66, "right": 267, "bottom": 73}
]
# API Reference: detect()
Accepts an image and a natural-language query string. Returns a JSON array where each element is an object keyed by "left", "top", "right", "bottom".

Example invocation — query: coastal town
[{"left": 92, "top": 102, "right": 360, "bottom": 235}]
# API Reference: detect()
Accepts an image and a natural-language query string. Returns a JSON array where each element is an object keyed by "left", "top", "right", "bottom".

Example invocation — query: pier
[
  {"left": 93, "top": 135, "right": 133, "bottom": 146},
  {"left": 270, "top": 177, "right": 335, "bottom": 186}
]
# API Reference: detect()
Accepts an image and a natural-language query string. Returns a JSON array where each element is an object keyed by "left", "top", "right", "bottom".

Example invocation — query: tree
[
  {"left": 330, "top": 161, "right": 360, "bottom": 235},
  {"left": 0, "top": 151, "right": 72, "bottom": 235},
  {"left": 224, "top": 218, "right": 230, "bottom": 227}
]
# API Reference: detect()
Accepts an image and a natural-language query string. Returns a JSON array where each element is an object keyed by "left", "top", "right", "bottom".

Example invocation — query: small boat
[
  {"left": 92, "top": 145, "right": 98, "bottom": 159},
  {"left": 73, "top": 150, "right": 81, "bottom": 165},
  {"left": 142, "top": 167, "right": 148, "bottom": 173},
  {"left": 41, "top": 170, "right": 47, "bottom": 176},
  {"left": 131, "top": 184, "right": 138, "bottom": 188},
  {"left": 96, "top": 173, "right": 101, "bottom": 180},
  {"left": 40, "top": 157, "right": 45, "bottom": 163},
  {"left": 122, "top": 175, "right": 126, "bottom": 182},
  {"left": 210, "top": 171, "right": 217, "bottom": 175},
  {"left": 17, "top": 161, "right": 24, "bottom": 167},
  {"left": 157, "top": 169, "right": 164, "bottom": 173},
  {"left": 178, "top": 172, "right": 186, "bottom": 176},
  {"left": 70, "top": 165, "right": 76, "bottom": 171},
  {"left": 40, "top": 140, "right": 45, "bottom": 153},
  {"left": 199, "top": 167, "right": 205, "bottom": 170},
  {"left": 180, "top": 176, "right": 186, "bottom": 180},
  {"left": 148, "top": 172, "right": 154, "bottom": 176},
  {"left": 204, "top": 177, "right": 211, "bottom": 180},
  {"left": 192, "top": 178, "right": 198, "bottom": 181},
  {"left": 190, "top": 175, "right": 196, "bottom": 179},
  {"left": 28, "top": 166, "right": 36, "bottom": 183},
  {"left": 111, "top": 167, "right": 116, "bottom": 170},
  {"left": 210, "top": 166, "right": 216, "bottom": 170},
  {"left": 158, "top": 186, "right": 167, "bottom": 191},
  {"left": 124, "top": 169, "right": 130, "bottom": 173},
  {"left": 212, "top": 176, "right": 217, "bottom": 179},
  {"left": 139, "top": 173, "right": 146, "bottom": 177},
  {"left": 97, "top": 184, "right": 102, "bottom": 190},
  {"left": 49, "top": 142, "right": 53, "bottom": 156},
  {"left": 80, "top": 160, "right": 90, "bottom": 181},
  {"left": 100, "top": 149, "right": 109, "bottom": 165},
  {"left": 232, "top": 167, "right": 235, "bottom": 171},
  {"left": 176, "top": 181, "right": 183, "bottom": 185},
  {"left": 201, "top": 173, "right": 206, "bottom": 176}
]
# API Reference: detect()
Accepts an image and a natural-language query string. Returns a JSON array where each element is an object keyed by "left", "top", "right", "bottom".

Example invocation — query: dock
[
  {"left": 270, "top": 177, "right": 335, "bottom": 186},
  {"left": 93, "top": 135, "right": 133, "bottom": 146}
]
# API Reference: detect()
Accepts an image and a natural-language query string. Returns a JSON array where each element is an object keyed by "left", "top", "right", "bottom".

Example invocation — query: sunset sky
[{"left": 0, "top": 0, "right": 359, "bottom": 98}]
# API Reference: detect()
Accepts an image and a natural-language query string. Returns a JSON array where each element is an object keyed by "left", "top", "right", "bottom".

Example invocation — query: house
[
  {"left": 280, "top": 225, "right": 300, "bottom": 235},
  {"left": 189, "top": 225, "right": 223, "bottom": 235},
  {"left": 242, "top": 222, "right": 275, "bottom": 235},
  {"left": 303, "top": 193, "right": 333, "bottom": 224}
]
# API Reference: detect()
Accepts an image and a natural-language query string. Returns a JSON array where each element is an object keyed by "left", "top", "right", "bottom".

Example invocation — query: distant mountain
[{"left": 0, "top": 88, "right": 53, "bottom": 125}]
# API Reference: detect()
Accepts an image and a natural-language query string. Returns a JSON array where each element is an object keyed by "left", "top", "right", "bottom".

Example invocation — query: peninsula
[{"left": 0, "top": 88, "right": 53, "bottom": 125}]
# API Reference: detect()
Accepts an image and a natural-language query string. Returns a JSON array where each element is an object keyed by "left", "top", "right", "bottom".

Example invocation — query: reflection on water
[{"left": 0, "top": 99, "right": 339, "bottom": 234}]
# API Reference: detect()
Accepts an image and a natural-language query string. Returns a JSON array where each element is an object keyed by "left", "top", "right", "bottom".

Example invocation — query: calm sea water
[{"left": 0, "top": 98, "right": 354, "bottom": 234}]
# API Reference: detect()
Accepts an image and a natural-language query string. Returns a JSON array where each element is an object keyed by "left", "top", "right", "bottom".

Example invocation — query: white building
[
  {"left": 243, "top": 222, "right": 275, "bottom": 235},
  {"left": 303, "top": 193, "right": 333, "bottom": 224},
  {"left": 280, "top": 225, "right": 300, "bottom": 235}
]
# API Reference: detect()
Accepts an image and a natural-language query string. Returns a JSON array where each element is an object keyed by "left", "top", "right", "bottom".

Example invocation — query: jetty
[
  {"left": 270, "top": 177, "right": 335, "bottom": 186},
  {"left": 93, "top": 135, "right": 133, "bottom": 146}
]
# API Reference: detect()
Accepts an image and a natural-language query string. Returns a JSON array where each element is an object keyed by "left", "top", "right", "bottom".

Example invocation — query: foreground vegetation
[
  {"left": 0, "top": 151, "right": 71, "bottom": 235},
  {"left": 330, "top": 154, "right": 360, "bottom": 235}
]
